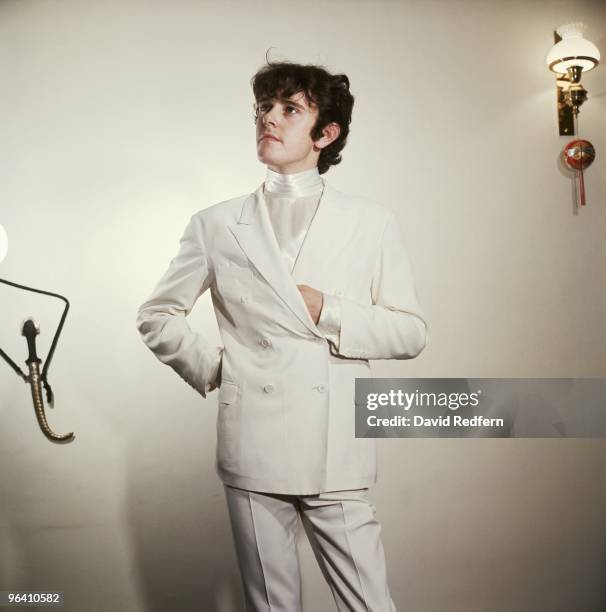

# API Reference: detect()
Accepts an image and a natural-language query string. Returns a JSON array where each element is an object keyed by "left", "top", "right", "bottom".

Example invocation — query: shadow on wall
[
  {"left": 0, "top": 373, "right": 244, "bottom": 611},
  {"left": 124, "top": 434, "right": 245, "bottom": 611}
]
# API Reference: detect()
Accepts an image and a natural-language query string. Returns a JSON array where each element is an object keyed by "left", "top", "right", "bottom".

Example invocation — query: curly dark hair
[{"left": 251, "top": 60, "right": 354, "bottom": 174}]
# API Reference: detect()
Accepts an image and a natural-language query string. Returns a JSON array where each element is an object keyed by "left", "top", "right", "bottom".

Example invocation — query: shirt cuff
[
  {"left": 317, "top": 293, "right": 342, "bottom": 349},
  {"left": 204, "top": 346, "right": 223, "bottom": 393}
]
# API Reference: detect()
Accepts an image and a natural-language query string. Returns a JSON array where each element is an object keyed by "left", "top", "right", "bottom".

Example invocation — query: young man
[{"left": 136, "top": 61, "right": 427, "bottom": 612}]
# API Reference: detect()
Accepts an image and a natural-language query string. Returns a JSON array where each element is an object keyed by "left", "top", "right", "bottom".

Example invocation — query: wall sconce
[{"left": 546, "top": 22, "right": 600, "bottom": 135}]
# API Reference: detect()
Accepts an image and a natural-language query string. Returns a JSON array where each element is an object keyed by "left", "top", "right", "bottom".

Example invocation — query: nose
[
  {"left": 261, "top": 105, "right": 278, "bottom": 127},
  {"left": 262, "top": 113, "right": 276, "bottom": 127}
]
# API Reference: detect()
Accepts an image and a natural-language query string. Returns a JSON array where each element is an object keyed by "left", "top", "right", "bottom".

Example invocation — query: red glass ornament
[{"left": 563, "top": 139, "right": 596, "bottom": 206}]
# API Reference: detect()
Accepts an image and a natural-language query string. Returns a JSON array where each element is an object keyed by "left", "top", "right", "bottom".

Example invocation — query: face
[{"left": 255, "top": 90, "right": 339, "bottom": 174}]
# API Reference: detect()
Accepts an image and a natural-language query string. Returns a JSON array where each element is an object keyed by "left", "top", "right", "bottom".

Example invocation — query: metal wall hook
[
  {"left": 0, "top": 278, "right": 74, "bottom": 443},
  {"left": 21, "top": 318, "right": 74, "bottom": 442}
]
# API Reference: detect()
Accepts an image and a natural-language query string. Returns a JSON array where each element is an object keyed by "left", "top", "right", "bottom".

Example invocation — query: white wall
[{"left": 1, "top": 1, "right": 605, "bottom": 610}]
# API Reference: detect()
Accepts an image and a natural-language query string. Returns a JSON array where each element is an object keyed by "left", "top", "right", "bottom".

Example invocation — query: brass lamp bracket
[{"left": 554, "top": 31, "right": 575, "bottom": 136}]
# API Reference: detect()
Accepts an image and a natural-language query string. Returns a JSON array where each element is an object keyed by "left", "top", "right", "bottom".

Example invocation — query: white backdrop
[{"left": 1, "top": 1, "right": 605, "bottom": 610}]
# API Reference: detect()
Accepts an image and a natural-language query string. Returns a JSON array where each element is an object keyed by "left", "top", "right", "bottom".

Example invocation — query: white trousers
[{"left": 223, "top": 485, "right": 397, "bottom": 612}]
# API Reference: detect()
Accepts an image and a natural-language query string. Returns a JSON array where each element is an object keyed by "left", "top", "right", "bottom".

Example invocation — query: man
[{"left": 136, "top": 61, "right": 427, "bottom": 612}]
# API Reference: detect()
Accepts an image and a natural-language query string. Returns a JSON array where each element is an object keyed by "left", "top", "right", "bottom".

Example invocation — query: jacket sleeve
[
  {"left": 329, "top": 209, "right": 428, "bottom": 360},
  {"left": 135, "top": 214, "right": 222, "bottom": 398}
]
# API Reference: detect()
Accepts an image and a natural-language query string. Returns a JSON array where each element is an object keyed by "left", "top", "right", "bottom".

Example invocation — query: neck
[{"left": 264, "top": 166, "right": 323, "bottom": 198}]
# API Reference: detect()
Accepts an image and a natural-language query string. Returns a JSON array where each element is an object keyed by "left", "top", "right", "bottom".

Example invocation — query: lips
[{"left": 260, "top": 134, "right": 281, "bottom": 142}]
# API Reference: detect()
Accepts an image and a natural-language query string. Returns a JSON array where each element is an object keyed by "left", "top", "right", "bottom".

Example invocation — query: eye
[{"left": 285, "top": 106, "right": 299, "bottom": 115}]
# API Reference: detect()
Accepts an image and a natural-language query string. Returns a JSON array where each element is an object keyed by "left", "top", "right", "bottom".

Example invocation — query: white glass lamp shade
[
  {"left": 546, "top": 22, "right": 600, "bottom": 74},
  {"left": 0, "top": 224, "right": 7, "bottom": 263}
]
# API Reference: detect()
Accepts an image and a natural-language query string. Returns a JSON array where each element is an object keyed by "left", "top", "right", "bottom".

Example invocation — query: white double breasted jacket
[{"left": 136, "top": 179, "right": 428, "bottom": 494}]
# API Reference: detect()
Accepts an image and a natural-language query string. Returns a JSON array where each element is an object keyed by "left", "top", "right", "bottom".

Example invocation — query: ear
[{"left": 314, "top": 122, "right": 341, "bottom": 150}]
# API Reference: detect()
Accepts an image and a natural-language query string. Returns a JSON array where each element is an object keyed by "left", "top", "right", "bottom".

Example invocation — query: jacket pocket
[{"left": 215, "top": 261, "right": 254, "bottom": 302}]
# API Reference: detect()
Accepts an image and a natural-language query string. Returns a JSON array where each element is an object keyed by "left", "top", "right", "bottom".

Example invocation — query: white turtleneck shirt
[{"left": 262, "top": 166, "right": 341, "bottom": 347}]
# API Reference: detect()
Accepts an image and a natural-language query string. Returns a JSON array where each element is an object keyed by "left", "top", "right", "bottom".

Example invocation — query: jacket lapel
[
  {"left": 227, "top": 182, "right": 321, "bottom": 337},
  {"left": 290, "top": 181, "right": 353, "bottom": 285}
]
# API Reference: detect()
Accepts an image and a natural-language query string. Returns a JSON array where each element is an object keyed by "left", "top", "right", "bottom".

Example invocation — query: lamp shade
[
  {"left": 546, "top": 22, "right": 600, "bottom": 73},
  {"left": 0, "top": 224, "right": 7, "bottom": 263}
]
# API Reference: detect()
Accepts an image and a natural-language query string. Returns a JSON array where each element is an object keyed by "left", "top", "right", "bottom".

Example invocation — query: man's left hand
[{"left": 297, "top": 284, "right": 323, "bottom": 324}]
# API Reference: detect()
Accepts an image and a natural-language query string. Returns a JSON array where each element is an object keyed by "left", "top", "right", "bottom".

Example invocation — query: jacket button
[
  {"left": 259, "top": 338, "right": 272, "bottom": 348},
  {"left": 316, "top": 384, "right": 326, "bottom": 393},
  {"left": 263, "top": 384, "right": 275, "bottom": 394}
]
